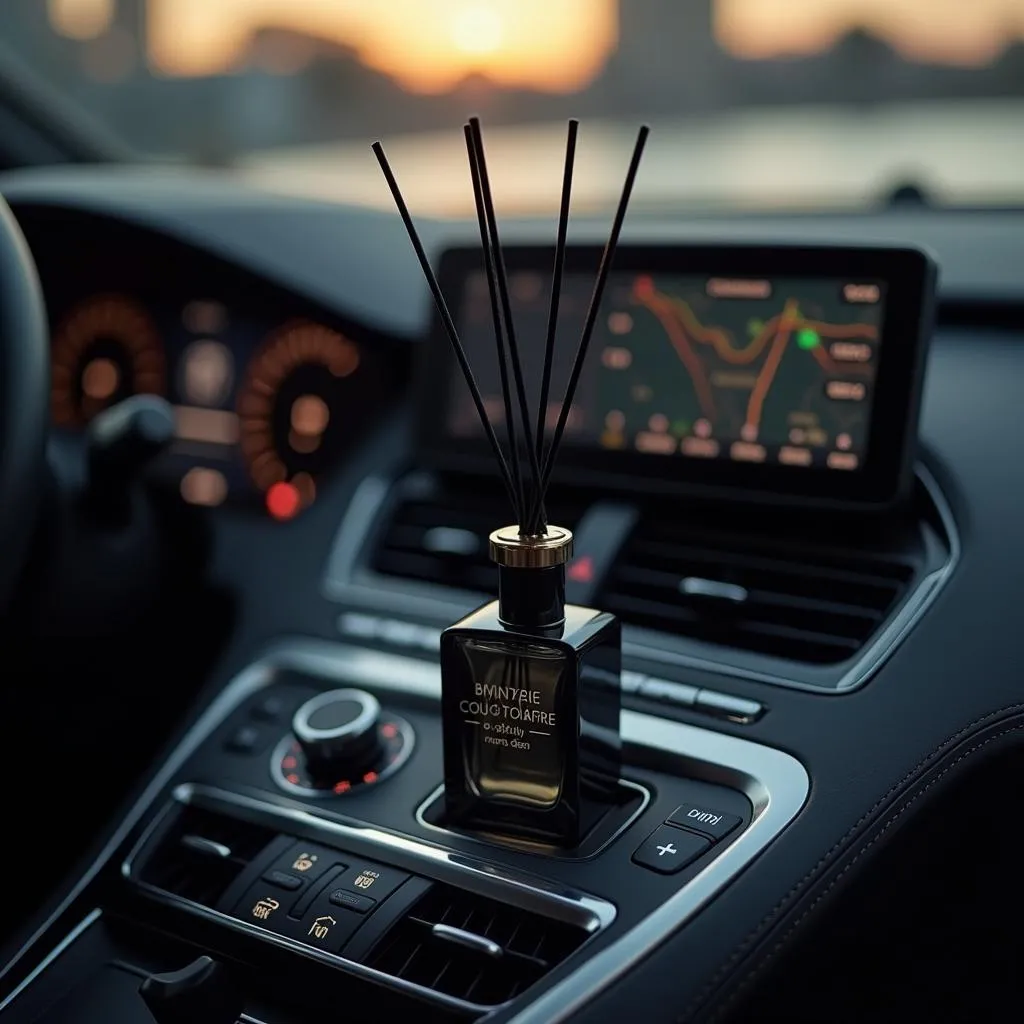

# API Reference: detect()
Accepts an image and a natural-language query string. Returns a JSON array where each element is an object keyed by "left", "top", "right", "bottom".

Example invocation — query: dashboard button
[
  {"left": 289, "top": 890, "right": 364, "bottom": 954},
  {"left": 328, "top": 889, "right": 376, "bottom": 914},
  {"left": 638, "top": 677, "right": 699, "bottom": 706},
  {"left": 289, "top": 865, "right": 344, "bottom": 920},
  {"left": 234, "top": 882, "right": 301, "bottom": 933},
  {"left": 632, "top": 825, "right": 709, "bottom": 874},
  {"left": 268, "top": 842, "right": 344, "bottom": 886},
  {"left": 251, "top": 695, "right": 286, "bottom": 722},
  {"left": 694, "top": 689, "right": 764, "bottom": 723},
  {"left": 224, "top": 726, "right": 261, "bottom": 754},
  {"left": 666, "top": 802, "right": 743, "bottom": 842},
  {"left": 262, "top": 869, "right": 304, "bottom": 891},
  {"left": 334, "top": 861, "right": 409, "bottom": 902}
]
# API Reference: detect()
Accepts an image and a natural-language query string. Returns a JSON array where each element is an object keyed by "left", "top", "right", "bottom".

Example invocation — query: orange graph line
[
  {"left": 633, "top": 284, "right": 879, "bottom": 365},
  {"left": 639, "top": 294, "right": 717, "bottom": 420},
  {"left": 655, "top": 300, "right": 781, "bottom": 364},
  {"left": 746, "top": 298, "right": 798, "bottom": 429},
  {"left": 629, "top": 281, "right": 881, "bottom": 427}
]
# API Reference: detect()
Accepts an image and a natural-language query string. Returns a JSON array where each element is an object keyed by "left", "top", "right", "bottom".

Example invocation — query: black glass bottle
[{"left": 440, "top": 526, "right": 621, "bottom": 847}]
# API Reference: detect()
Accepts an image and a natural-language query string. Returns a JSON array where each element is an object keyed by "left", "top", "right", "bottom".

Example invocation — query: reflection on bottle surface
[
  {"left": 441, "top": 599, "right": 621, "bottom": 847},
  {"left": 454, "top": 638, "right": 567, "bottom": 810}
]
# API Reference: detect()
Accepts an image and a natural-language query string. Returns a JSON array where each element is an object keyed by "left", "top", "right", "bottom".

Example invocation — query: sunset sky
[{"left": 50, "top": 0, "right": 1024, "bottom": 88}]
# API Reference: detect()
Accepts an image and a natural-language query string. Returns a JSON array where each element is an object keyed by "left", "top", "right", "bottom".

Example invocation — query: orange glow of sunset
[
  {"left": 717, "top": 0, "right": 1024, "bottom": 67},
  {"left": 147, "top": 0, "right": 617, "bottom": 92}
]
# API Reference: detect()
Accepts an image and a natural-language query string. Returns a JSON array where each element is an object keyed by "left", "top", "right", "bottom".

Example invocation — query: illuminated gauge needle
[
  {"left": 50, "top": 294, "right": 165, "bottom": 426},
  {"left": 237, "top": 321, "right": 359, "bottom": 516},
  {"left": 289, "top": 393, "right": 330, "bottom": 453}
]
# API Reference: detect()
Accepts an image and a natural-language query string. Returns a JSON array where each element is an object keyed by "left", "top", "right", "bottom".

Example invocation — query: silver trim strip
[
  {"left": 432, "top": 923, "right": 504, "bottom": 958},
  {"left": 0, "top": 908, "right": 102, "bottom": 1013},
  {"left": 144, "top": 781, "right": 616, "bottom": 930},
  {"left": 414, "top": 777, "right": 652, "bottom": 860},
  {"left": 323, "top": 463, "right": 958, "bottom": 694}
]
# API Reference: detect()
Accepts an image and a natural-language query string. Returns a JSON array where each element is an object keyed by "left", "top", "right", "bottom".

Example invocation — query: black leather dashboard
[{"left": 1, "top": 165, "right": 1023, "bottom": 1022}]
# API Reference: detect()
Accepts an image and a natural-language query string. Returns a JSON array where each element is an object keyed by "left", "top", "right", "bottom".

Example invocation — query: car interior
[{"left": 2, "top": 4, "right": 1024, "bottom": 1022}]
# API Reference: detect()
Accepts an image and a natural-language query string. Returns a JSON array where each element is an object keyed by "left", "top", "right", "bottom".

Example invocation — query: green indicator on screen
[
  {"left": 747, "top": 318, "right": 764, "bottom": 337},
  {"left": 672, "top": 419, "right": 689, "bottom": 436},
  {"left": 796, "top": 328, "right": 820, "bottom": 350}
]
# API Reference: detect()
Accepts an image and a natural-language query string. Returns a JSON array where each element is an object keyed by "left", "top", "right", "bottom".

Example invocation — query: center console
[{"left": 0, "top": 639, "right": 806, "bottom": 1022}]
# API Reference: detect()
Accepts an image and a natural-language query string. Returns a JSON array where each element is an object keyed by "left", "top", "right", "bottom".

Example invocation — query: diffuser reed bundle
[{"left": 373, "top": 118, "right": 649, "bottom": 537}]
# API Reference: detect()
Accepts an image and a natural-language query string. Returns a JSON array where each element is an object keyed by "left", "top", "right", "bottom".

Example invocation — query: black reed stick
[
  {"left": 535, "top": 119, "right": 578, "bottom": 473},
  {"left": 464, "top": 124, "right": 524, "bottom": 524},
  {"left": 371, "top": 140, "right": 521, "bottom": 517},
  {"left": 531, "top": 125, "right": 650, "bottom": 527},
  {"left": 468, "top": 117, "right": 547, "bottom": 536}
]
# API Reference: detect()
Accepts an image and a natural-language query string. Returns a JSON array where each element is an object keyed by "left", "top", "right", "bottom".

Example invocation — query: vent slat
[
  {"left": 634, "top": 524, "right": 916, "bottom": 580},
  {"left": 613, "top": 569, "right": 886, "bottom": 633},
  {"left": 138, "top": 806, "right": 275, "bottom": 908},
  {"left": 623, "top": 545, "right": 909, "bottom": 591},
  {"left": 614, "top": 563, "right": 900, "bottom": 616},
  {"left": 605, "top": 515, "right": 914, "bottom": 664},
  {"left": 366, "top": 883, "right": 588, "bottom": 1007}
]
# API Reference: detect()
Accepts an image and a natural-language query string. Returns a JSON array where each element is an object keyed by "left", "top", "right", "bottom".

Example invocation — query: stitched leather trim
[{"left": 682, "top": 702, "right": 1024, "bottom": 1022}]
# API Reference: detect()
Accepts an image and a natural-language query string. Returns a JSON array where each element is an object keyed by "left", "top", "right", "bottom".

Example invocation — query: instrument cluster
[{"left": 49, "top": 289, "right": 396, "bottom": 519}]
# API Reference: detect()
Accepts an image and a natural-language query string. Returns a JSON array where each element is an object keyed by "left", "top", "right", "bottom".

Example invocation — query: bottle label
[{"left": 451, "top": 638, "right": 567, "bottom": 809}]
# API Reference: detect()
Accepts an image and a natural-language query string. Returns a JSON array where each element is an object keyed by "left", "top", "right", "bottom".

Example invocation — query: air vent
[
  {"left": 137, "top": 804, "right": 276, "bottom": 908},
  {"left": 367, "top": 883, "right": 589, "bottom": 1007},
  {"left": 604, "top": 516, "right": 916, "bottom": 664},
  {"left": 371, "top": 476, "right": 587, "bottom": 594}
]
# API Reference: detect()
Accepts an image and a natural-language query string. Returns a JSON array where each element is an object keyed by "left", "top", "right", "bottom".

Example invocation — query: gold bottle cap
[{"left": 488, "top": 525, "right": 574, "bottom": 569}]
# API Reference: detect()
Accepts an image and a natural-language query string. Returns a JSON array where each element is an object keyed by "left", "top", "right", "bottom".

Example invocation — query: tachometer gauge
[
  {"left": 51, "top": 294, "right": 165, "bottom": 426},
  {"left": 237, "top": 321, "right": 360, "bottom": 519}
]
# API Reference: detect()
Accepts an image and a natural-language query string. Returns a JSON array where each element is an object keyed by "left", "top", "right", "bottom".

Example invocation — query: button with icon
[
  {"left": 233, "top": 880, "right": 301, "bottom": 934},
  {"left": 631, "top": 825, "right": 710, "bottom": 874},
  {"left": 334, "top": 861, "right": 409, "bottom": 903},
  {"left": 291, "top": 890, "right": 364, "bottom": 953},
  {"left": 266, "top": 842, "right": 340, "bottom": 885}
]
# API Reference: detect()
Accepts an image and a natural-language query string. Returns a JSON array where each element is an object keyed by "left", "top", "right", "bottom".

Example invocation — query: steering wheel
[{"left": 0, "top": 195, "right": 48, "bottom": 610}]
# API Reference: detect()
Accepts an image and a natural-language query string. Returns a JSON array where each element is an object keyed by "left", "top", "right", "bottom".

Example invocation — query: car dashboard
[
  {"left": 19, "top": 205, "right": 408, "bottom": 520},
  {"left": 2, "top": 165, "right": 1024, "bottom": 1024}
]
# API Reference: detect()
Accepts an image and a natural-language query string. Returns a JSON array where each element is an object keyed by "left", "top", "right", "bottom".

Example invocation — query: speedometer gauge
[
  {"left": 237, "top": 321, "right": 360, "bottom": 518},
  {"left": 51, "top": 294, "right": 165, "bottom": 427}
]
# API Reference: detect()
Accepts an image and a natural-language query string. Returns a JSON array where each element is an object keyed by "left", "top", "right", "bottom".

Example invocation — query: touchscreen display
[{"left": 446, "top": 271, "right": 885, "bottom": 474}]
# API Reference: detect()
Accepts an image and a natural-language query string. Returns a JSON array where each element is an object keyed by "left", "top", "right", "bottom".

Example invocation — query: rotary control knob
[
  {"left": 293, "top": 689, "right": 383, "bottom": 778},
  {"left": 272, "top": 688, "right": 415, "bottom": 798}
]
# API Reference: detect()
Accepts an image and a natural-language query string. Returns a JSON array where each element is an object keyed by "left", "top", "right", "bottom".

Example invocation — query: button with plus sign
[{"left": 632, "top": 825, "right": 710, "bottom": 874}]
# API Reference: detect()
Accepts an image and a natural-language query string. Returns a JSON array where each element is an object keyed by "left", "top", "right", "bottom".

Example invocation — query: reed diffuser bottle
[
  {"left": 439, "top": 525, "right": 621, "bottom": 845},
  {"left": 374, "top": 116, "right": 648, "bottom": 846}
]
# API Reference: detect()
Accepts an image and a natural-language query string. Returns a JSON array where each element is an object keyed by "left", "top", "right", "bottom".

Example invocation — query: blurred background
[{"left": 2, "top": 0, "right": 1023, "bottom": 213}]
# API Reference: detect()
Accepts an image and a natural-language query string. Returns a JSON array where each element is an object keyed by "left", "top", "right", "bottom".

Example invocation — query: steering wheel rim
[{"left": 0, "top": 194, "right": 48, "bottom": 610}]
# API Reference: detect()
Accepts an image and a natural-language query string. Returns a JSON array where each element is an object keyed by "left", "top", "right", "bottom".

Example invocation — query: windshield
[{"left": 4, "top": 0, "right": 1023, "bottom": 214}]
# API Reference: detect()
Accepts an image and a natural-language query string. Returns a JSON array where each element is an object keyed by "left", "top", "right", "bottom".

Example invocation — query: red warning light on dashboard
[
  {"left": 266, "top": 480, "right": 301, "bottom": 521},
  {"left": 842, "top": 283, "right": 881, "bottom": 303},
  {"left": 567, "top": 555, "right": 595, "bottom": 584},
  {"left": 633, "top": 275, "right": 655, "bottom": 298}
]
